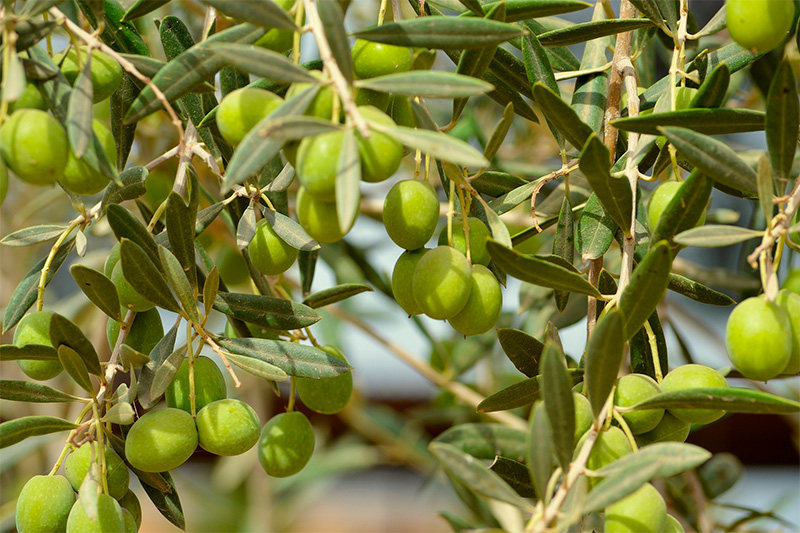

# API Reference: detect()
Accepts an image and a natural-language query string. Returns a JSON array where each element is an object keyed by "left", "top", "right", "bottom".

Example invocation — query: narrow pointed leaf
[
  {"left": 139, "top": 470, "right": 185, "bottom": 531},
  {"left": 673, "top": 225, "right": 763, "bottom": 247},
  {"left": 102, "top": 167, "right": 149, "bottom": 209},
  {"left": 260, "top": 209, "right": 320, "bottom": 251},
  {"left": 121, "top": 0, "right": 171, "bottom": 21},
  {"left": 630, "top": 387, "right": 800, "bottom": 414},
  {"left": 317, "top": 0, "right": 353, "bottom": 83},
  {"left": 0, "top": 345, "right": 59, "bottom": 361},
  {"left": 765, "top": 60, "right": 799, "bottom": 179},
  {"left": 202, "top": 267, "right": 220, "bottom": 321},
  {"left": 57, "top": 345, "right": 94, "bottom": 394},
  {"left": 651, "top": 170, "right": 712, "bottom": 247},
  {"left": 667, "top": 273, "right": 736, "bottom": 306},
  {"left": 584, "top": 309, "right": 625, "bottom": 420},
  {"left": 527, "top": 403, "right": 553, "bottom": 500},
  {"left": 613, "top": 108, "right": 765, "bottom": 135},
  {"left": 490, "top": 457, "right": 536, "bottom": 497},
  {"left": 1, "top": 225, "right": 69, "bottom": 247},
  {"left": 353, "top": 17, "right": 524, "bottom": 49},
  {"left": 107, "top": 204, "right": 160, "bottom": 266},
  {"left": 434, "top": 423, "right": 527, "bottom": 462},
  {"left": 199, "top": 0, "right": 296, "bottom": 30},
  {"left": 66, "top": 58, "right": 94, "bottom": 157},
  {"left": 336, "top": 129, "right": 361, "bottom": 233},
  {"left": 49, "top": 313, "right": 102, "bottom": 376},
  {"left": 533, "top": 82, "right": 594, "bottom": 151},
  {"left": 367, "top": 120, "right": 489, "bottom": 168},
  {"left": 484, "top": 104, "right": 515, "bottom": 161},
  {"left": 120, "top": 239, "right": 181, "bottom": 313},
  {"left": 579, "top": 135, "right": 633, "bottom": 236},
  {"left": 158, "top": 246, "right": 200, "bottom": 322},
  {"left": 477, "top": 0, "right": 590, "bottom": 21},
  {"left": 690, "top": 63, "right": 730, "bottom": 109},
  {"left": 537, "top": 18, "right": 653, "bottom": 47},
  {"left": 523, "top": 33, "right": 563, "bottom": 148},
  {"left": 478, "top": 370, "right": 584, "bottom": 412},
  {"left": 224, "top": 352, "right": 287, "bottom": 381},
  {"left": 217, "top": 338, "right": 351, "bottom": 379},
  {"left": 137, "top": 320, "right": 179, "bottom": 409},
  {"left": 149, "top": 345, "right": 187, "bottom": 402},
  {"left": 302, "top": 284, "right": 373, "bottom": 309},
  {"left": 0, "top": 380, "right": 83, "bottom": 403},
  {"left": 70, "top": 265, "right": 121, "bottom": 321},
  {"left": 596, "top": 442, "right": 712, "bottom": 478},
  {"left": 497, "top": 328, "right": 542, "bottom": 378},
  {"left": 208, "top": 43, "right": 317, "bottom": 84},
  {"left": 577, "top": 193, "right": 617, "bottom": 259},
  {"left": 355, "top": 71, "right": 494, "bottom": 98},
  {"left": 212, "top": 292, "right": 320, "bottom": 330},
  {"left": 619, "top": 242, "right": 671, "bottom": 337},
  {"left": 0, "top": 416, "right": 78, "bottom": 448},
  {"left": 541, "top": 343, "right": 574, "bottom": 470}
]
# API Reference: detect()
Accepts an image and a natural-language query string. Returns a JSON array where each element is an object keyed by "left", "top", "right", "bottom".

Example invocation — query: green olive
[
  {"left": 124, "top": 408, "right": 198, "bottom": 472},
  {"left": 296, "top": 186, "right": 351, "bottom": 244},
  {"left": 726, "top": 0, "right": 795, "bottom": 53},
  {"left": 65, "top": 443, "right": 130, "bottom": 500},
  {"left": 357, "top": 105, "right": 403, "bottom": 183},
  {"left": 285, "top": 70, "right": 336, "bottom": 121},
  {"left": 634, "top": 412, "right": 691, "bottom": 447},
  {"left": 614, "top": 374, "right": 665, "bottom": 434},
  {"left": 577, "top": 426, "right": 632, "bottom": 487},
  {"left": 216, "top": 88, "right": 283, "bottom": 146},
  {"left": 775, "top": 289, "right": 800, "bottom": 375},
  {"left": 59, "top": 119, "right": 117, "bottom": 195},
  {"left": 726, "top": 296, "right": 792, "bottom": 381},
  {"left": 111, "top": 262, "right": 155, "bottom": 313},
  {"left": 411, "top": 245, "right": 472, "bottom": 320},
  {"left": 448, "top": 264, "right": 502, "bottom": 336},
  {"left": 15, "top": 475, "right": 75, "bottom": 533},
  {"left": 8, "top": 81, "right": 47, "bottom": 113},
  {"left": 258, "top": 411, "right": 315, "bottom": 477},
  {"left": 196, "top": 399, "right": 261, "bottom": 456},
  {"left": 55, "top": 46, "right": 123, "bottom": 103},
  {"left": 165, "top": 356, "right": 227, "bottom": 414},
  {"left": 660, "top": 364, "right": 728, "bottom": 424},
  {"left": 296, "top": 345, "right": 353, "bottom": 414},
  {"left": 253, "top": 0, "right": 296, "bottom": 53},
  {"left": 603, "top": 482, "right": 667, "bottom": 533},
  {"left": 13, "top": 310, "right": 63, "bottom": 380},
  {"left": 0, "top": 109, "right": 69, "bottom": 186},
  {"left": 106, "top": 307, "right": 164, "bottom": 356},
  {"left": 383, "top": 180, "right": 439, "bottom": 250},
  {"left": 352, "top": 40, "right": 413, "bottom": 79},
  {"left": 248, "top": 218, "right": 299, "bottom": 276},
  {"left": 437, "top": 216, "right": 492, "bottom": 266},
  {"left": 392, "top": 249, "right": 428, "bottom": 316},
  {"left": 296, "top": 130, "right": 343, "bottom": 200},
  {"left": 66, "top": 494, "right": 125, "bottom": 533}
]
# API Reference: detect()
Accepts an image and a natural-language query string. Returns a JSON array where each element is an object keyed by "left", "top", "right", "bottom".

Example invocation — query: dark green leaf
[
  {"left": 667, "top": 272, "right": 736, "bottom": 306},
  {"left": 613, "top": 108, "right": 765, "bottom": 136},
  {"left": 165, "top": 192, "right": 197, "bottom": 291},
  {"left": 630, "top": 387, "right": 800, "bottom": 414},
  {"left": 522, "top": 32, "right": 563, "bottom": 148},
  {"left": 57, "top": 345, "right": 94, "bottom": 394},
  {"left": 261, "top": 208, "right": 321, "bottom": 252},
  {"left": 533, "top": 82, "right": 594, "bottom": 152},
  {"left": 1, "top": 225, "right": 68, "bottom": 247},
  {"left": 121, "top": 0, "right": 171, "bottom": 21},
  {"left": 76, "top": 0, "right": 152, "bottom": 56},
  {"left": 477, "top": 0, "right": 589, "bottom": 21},
  {"left": 497, "top": 328, "right": 542, "bottom": 378},
  {"left": 538, "top": 18, "right": 653, "bottom": 47},
  {"left": 149, "top": 345, "right": 187, "bottom": 403},
  {"left": 140, "top": 470, "right": 185, "bottom": 531},
  {"left": 0, "top": 344, "right": 59, "bottom": 361},
  {"left": 120, "top": 239, "right": 181, "bottom": 313},
  {"left": 673, "top": 225, "right": 763, "bottom": 247},
  {"left": 202, "top": 267, "right": 220, "bottom": 321},
  {"left": 224, "top": 352, "right": 287, "bottom": 381},
  {"left": 490, "top": 457, "right": 536, "bottom": 498},
  {"left": 368, "top": 120, "right": 489, "bottom": 168},
  {"left": 217, "top": 338, "right": 352, "bottom": 379},
  {"left": 527, "top": 402, "right": 553, "bottom": 500},
  {"left": 353, "top": 17, "right": 523, "bottom": 49},
  {"left": 584, "top": 309, "right": 625, "bottom": 420},
  {"left": 619, "top": 242, "right": 671, "bottom": 338},
  {"left": 317, "top": 0, "right": 353, "bottom": 84},
  {"left": 478, "top": 370, "right": 584, "bottom": 412},
  {"left": 158, "top": 246, "right": 199, "bottom": 322},
  {"left": 434, "top": 423, "right": 527, "bottom": 462},
  {"left": 577, "top": 193, "right": 617, "bottom": 260},
  {"left": 137, "top": 319, "right": 179, "bottom": 409},
  {"left": 579, "top": 135, "right": 633, "bottom": 236},
  {"left": 765, "top": 60, "right": 799, "bottom": 179},
  {"left": 102, "top": 166, "right": 148, "bottom": 208},
  {"left": 107, "top": 204, "right": 160, "bottom": 266},
  {"left": 691, "top": 63, "right": 730, "bottom": 109},
  {"left": 471, "top": 171, "right": 527, "bottom": 198},
  {"left": 15, "top": 19, "right": 58, "bottom": 52},
  {"left": 0, "top": 416, "right": 78, "bottom": 448},
  {"left": 49, "top": 313, "right": 102, "bottom": 376},
  {"left": 541, "top": 343, "right": 574, "bottom": 470},
  {"left": 0, "top": 380, "right": 82, "bottom": 403},
  {"left": 651, "top": 170, "right": 712, "bottom": 247},
  {"left": 212, "top": 291, "right": 320, "bottom": 330},
  {"left": 356, "top": 71, "right": 493, "bottom": 98},
  {"left": 484, "top": 104, "right": 515, "bottom": 161},
  {"left": 70, "top": 265, "right": 121, "bottom": 321},
  {"left": 302, "top": 283, "right": 373, "bottom": 309},
  {"left": 335, "top": 129, "right": 361, "bottom": 233},
  {"left": 208, "top": 43, "right": 316, "bottom": 84},
  {"left": 199, "top": 0, "right": 296, "bottom": 30}
]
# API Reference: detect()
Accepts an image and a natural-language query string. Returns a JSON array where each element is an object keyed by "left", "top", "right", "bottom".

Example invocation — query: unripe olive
[
  {"left": 107, "top": 307, "right": 164, "bottom": 355},
  {"left": 296, "top": 130, "right": 343, "bottom": 200},
  {"left": 0, "top": 109, "right": 69, "bottom": 186},
  {"left": 392, "top": 249, "right": 428, "bottom": 316},
  {"left": 353, "top": 88, "right": 390, "bottom": 112},
  {"left": 285, "top": 70, "right": 336, "bottom": 121},
  {"left": 253, "top": 0, "right": 296, "bottom": 53},
  {"left": 165, "top": 356, "right": 227, "bottom": 414},
  {"left": 118, "top": 490, "right": 142, "bottom": 530},
  {"left": 296, "top": 346, "right": 353, "bottom": 414},
  {"left": 389, "top": 95, "right": 416, "bottom": 128},
  {"left": 785, "top": 268, "right": 800, "bottom": 295},
  {"left": 258, "top": 411, "right": 315, "bottom": 477},
  {"left": 448, "top": 264, "right": 502, "bottom": 336},
  {"left": 383, "top": 180, "right": 439, "bottom": 250},
  {"left": 573, "top": 392, "right": 593, "bottom": 444},
  {"left": 647, "top": 180, "right": 705, "bottom": 233},
  {"left": 122, "top": 508, "right": 137, "bottom": 533},
  {"left": 775, "top": 289, "right": 800, "bottom": 374},
  {"left": 111, "top": 262, "right": 155, "bottom": 313},
  {"left": 666, "top": 514, "right": 686, "bottom": 533},
  {"left": 635, "top": 412, "right": 691, "bottom": 447},
  {"left": 614, "top": 374, "right": 665, "bottom": 434},
  {"left": 296, "top": 186, "right": 351, "bottom": 244},
  {"left": 603, "top": 482, "right": 667, "bottom": 533},
  {"left": 125, "top": 408, "right": 198, "bottom": 472},
  {"left": 8, "top": 81, "right": 47, "bottom": 113},
  {"left": 661, "top": 364, "right": 728, "bottom": 424},
  {"left": 411, "top": 245, "right": 473, "bottom": 320},
  {"left": 13, "top": 310, "right": 63, "bottom": 380},
  {"left": 726, "top": 296, "right": 792, "bottom": 381},
  {"left": 55, "top": 46, "right": 123, "bottom": 103},
  {"left": 15, "top": 475, "right": 75, "bottom": 533},
  {"left": 248, "top": 218, "right": 299, "bottom": 276},
  {"left": 577, "top": 426, "right": 631, "bottom": 487},
  {"left": 352, "top": 40, "right": 413, "bottom": 79},
  {"left": 726, "top": 0, "right": 795, "bottom": 53},
  {"left": 65, "top": 443, "right": 130, "bottom": 500},
  {"left": 437, "top": 216, "right": 492, "bottom": 266},
  {"left": 357, "top": 106, "right": 403, "bottom": 183},
  {"left": 216, "top": 88, "right": 283, "bottom": 146},
  {"left": 196, "top": 399, "right": 261, "bottom": 456},
  {"left": 59, "top": 119, "right": 117, "bottom": 195},
  {"left": 66, "top": 494, "right": 125, "bottom": 533}
]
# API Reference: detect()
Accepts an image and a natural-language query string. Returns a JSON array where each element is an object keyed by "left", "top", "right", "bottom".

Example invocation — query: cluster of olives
[{"left": 0, "top": 47, "right": 121, "bottom": 201}]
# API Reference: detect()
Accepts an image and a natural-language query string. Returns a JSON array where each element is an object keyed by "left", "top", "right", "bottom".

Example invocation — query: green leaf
[
  {"left": 317, "top": 0, "right": 353, "bottom": 84},
  {"left": 212, "top": 292, "right": 320, "bottom": 330},
  {"left": 430, "top": 442, "right": 532, "bottom": 509},
  {"left": 217, "top": 338, "right": 352, "bottom": 379},
  {"left": 434, "top": 423, "right": 527, "bottom": 463},
  {"left": 0, "top": 380, "right": 82, "bottom": 403},
  {"left": 208, "top": 43, "right": 317, "bottom": 84},
  {"left": 659, "top": 127, "right": 758, "bottom": 196},
  {"left": 1, "top": 225, "right": 68, "bottom": 247},
  {"left": 489, "top": 457, "right": 536, "bottom": 498},
  {"left": 651, "top": 170, "right": 712, "bottom": 247},
  {"left": 125, "top": 23, "right": 266, "bottom": 124},
  {"left": 0, "top": 416, "right": 78, "bottom": 448},
  {"left": 66, "top": 57, "right": 94, "bottom": 158},
  {"left": 120, "top": 239, "right": 181, "bottom": 313},
  {"left": 121, "top": 0, "right": 171, "bottom": 21},
  {"left": 202, "top": 267, "right": 219, "bottom": 321},
  {"left": 522, "top": 33, "right": 563, "bottom": 148},
  {"left": 15, "top": 19, "right": 58, "bottom": 52},
  {"left": 596, "top": 442, "right": 712, "bottom": 478},
  {"left": 629, "top": 387, "right": 800, "bottom": 414},
  {"left": 756, "top": 155, "right": 774, "bottom": 223},
  {"left": 76, "top": 0, "right": 152, "bottom": 57},
  {"left": 584, "top": 460, "right": 662, "bottom": 514},
  {"left": 497, "top": 328, "right": 542, "bottom": 378},
  {"left": 107, "top": 204, "right": 160, "bottom": 266},
  {"left": 223, "top": 352, "right": 288, "bottom": 382},
  {"left": 583, "top": 309, "right": 625, "bottom": 420},
  {"left": 149, "top": 345, "right": 187, "bottom": 403},
  {"left": 353, "top": 17, "right": 524, "bottom": 50},
  {"left": 165, "top": 191, "right": 198, "bottom": 291},
  {"left": 139, "top": 470, "right": 185, "bottom": 531},
  {"left": 356, "top": 71, "right": 494, "bottom": 98},
  {"left": 49, "top": 313, "right": 102, "bottom": 376},
  {"left": 103, "top": 402, "right": 135, "bottom": 425},
  {"left": 367, "top": 120, "right": 489, "bottom": 168},
  {"left": 484, "top": 104, "right": 515, "bottom": 161},
  {"left": 577, "top": 193, "right": 617, "bottom": 260},
  {"left": 335, "top": 129, "right": 361, "bottom": 234},
  {"left": 70, "top": 265, "right": 122, "bottom": 322},
  {"left": 538, "top": 18, "right": 653, "bottom": 47},
  {"left": 137, "top": 320, "right": 179, "bottom": 409},
  {"left": 483, "top": 202, "right": 513, "bottom": 248},
  {"left": 476, "top": 0, "right": 590, "bottom": 21},
  {"left": 613, "top": 108, "right": 765, "bottom": 136},
  {"left": 765, "top": 60, "right": 799, "bottom": 179},
  {"left": 158, "top": 246, "right": 200, "bottom": 322},
  {"left": 673, "top": 225, "right": 763, "bottom": 248},
  {"left": 691, "top": 63, "right": 730, "bottom": 109},
  {"left": 486, "top": 240, "right": 603, "bottom": 298},
  {"left": 579, "top": 135, "right": 633, "bottom": 236},
  {"left": 102, "top": 167, "right": 149, "bottom": 209},
  {"left": 527, "top": 402, "right": 553, "bottom": 500},
  {"left": 541, "top": 343, "right": 574, "bottom": 470},
  {"left": 0, "top": 344, "right": 59, "bottom": 362},
  {"left": 302, "top": 283, "right": 373, "bottom": 309},
  {"left": 57, "top": 345, "right": 94, "bottom": 394},
  {"left": 552, "top": 193, "right": 574, "bottom": 311},
  {"left": 478, "top": 370, "right": 584, "bottom": 412},
  {"left": 619, "top": 242, "right": 671, "bottom": 338},
  {"left": 199, "top": 0, "right": 296, "bottom": 30},
  {"left": 472, "top": 171, "right": 527, "bottom": 199},
  {"left": 533, "top": 82, "right": 594, "bottom": 151},
  {"left": 667, "top": 273, "right": 736, "bottom": 306}
]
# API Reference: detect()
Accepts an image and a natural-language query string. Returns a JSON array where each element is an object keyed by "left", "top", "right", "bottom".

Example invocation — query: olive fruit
[
  {"left": 296, "top": 130, "right": 343, "bottom": 200},
  {"left": 107, "top": 307, "right": 164, "bottom": 356},
  {"left": 660, "top": 364, "right": 728, "bottom": 424},
  {"left": 353, "top": 88, "right": 390, "bottom": 113},
  {"left": 726, "top": 0, "right": 795, "bottom": 53},
  {"left": 437, "top": 216, "right": 492, "bottom": 266},
  {"left": 352, "top": 40, "right": 413, "bottom": 79},
  {"left": 0, "top": 109, "right": 69, "bottom": 186},
  {"left": 59, "top": 119, "right": 116, "bottom": 195},
  {"left": 448, "top": 264, "right": 502, "bottom": 336},
  {"left": 357, "top": 106, "right": 403, "bottom": 183},
  {"left": 165, "top": 356, "right": 227, "bottom": 414},
  {"left": 125, "top": 408, "right": 198, "bottom": 472},
  {"left": 285, "top": 70, "right": 335, "bottom": 121},
  {"left": 15, "top": 475, "right": 75, "bottom": 533},
  {"left": 775, "top": 289, "right": 800, "bottom": 374},
  {"left": 573, "top": 392, "right": 593, "bottom": 444},
  {"left": 0, "top": 156, "right": 7, "bottom": 206},
  {"left": 196, "top": 399, "right": 261, "bottom": 456},
  {"left": 122, "top": 509, "right": 137, "bottom": 533},
  {"left": 647, "top": 180, "right": 705, "bottom": 233},
  {"left": 254, "top": 0, "right": 295, "bottom": 52},
  {"left": 411, "top": 48, "right": 437, "bottom": 70},
  {"left": 785, "top": 268, "right": 800, "bottom": 295},
  {"left": 603, "top": 482, "right": 667, "bottom": 533},
  {"left": 726, "top": 296, "right": 792, "bottom": 381},
  {"left": 635, "top": 412, "right": 691, "bottom": 447},
  {"left": 66, "top": 494, "right": 125, "bottom": 533},
  {"left": 258, "top": 411, "right": 315, "bottom": 478},
  {"left": 614, "top": 374, "right": 665, "bottom": 434},
  {"left": 411, "top": 245, "right": 473, "bottom": 320},
  {"left": 216, "top": 88, "right": 283, "bottom": 146},
  {"left": 8, "top": 81, "right": 47, "bottom": 113},
  {"left": 389, "top": 95, "right": 416, "bottom": 128},
  {"left": 248, "top": 218, "right": 299, "bottom": 276},
  {"left": 111, "top": 262, "right": 155, "bottom": 312},
  {"left": 55, "top": 46, "right": 123, "bottom": 103},
  {"left": 296, "top": 346, "right": 353, "bottom": 414},
  {"left": 666, "top": 514, "right": 686, "bottom": 533},
  {"left": 296, "top": 186, "right": 351, "bottom": 244},
  {"left": 392, "top": 249, "right": 427, "bottom": 316},
  {"left": 13, "top": 310, "right": 63, "bottom": 381},
  {"left": 118, "top": 490, "right": 142, "bottom": 530},
  {"left": 383, "top": 180, "right": 439, "bottom": 250},
  {"left": 65, "top": 443, "right": 130, "bottom": 500},
  {"left": 578, "top": 426, "right": 631, "bottom": 486}
]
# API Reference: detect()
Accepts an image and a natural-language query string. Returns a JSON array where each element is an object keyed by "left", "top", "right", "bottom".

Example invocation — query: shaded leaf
[
  {"left": 490, "top": 457, "right": 536, "bottom": 498},
  {"left": 57, "top": 345, "right": 94, "bottom": 394},
  {"left": 618, "top": 242, "right": 671, "bottom": 338},
  {"left": 478, "top": 370, "right": 583, "bottom": 412},
  {"left": 579, "top": 134, "right": 633, "bottom": 236},
  {"left": 212, "top": 291, "right": 319, "bottom": 330},
  {"left": 434, "top": 423, "right": 527, "bottom": 463},
  {"left": 66, "top": 56, "right": 94, "bottom": 158},
  {"left": 583, "top": 309, "right": 625, "bottom": 420},
  {"left": 140, "top": 470, "right": 185, "bottom": 531},
  {"left": 0, "top": 344, "right": 59, "bottom": 361},
  {"left": 302, "top": 284, "right": 373, "bottom": 309},
  {"left": 527, "top": 402, "right": 553, "bottom": 500},
  {"left": 765, "top": 60, "right": 799, "bottom": 179},
  {"left": 217, "top": 337, "right": 352, "bottom": 379},
  {"left": 70, "top": 265, "right": 121, "bottom": 321},
  {"left": 353, "top": 17, "right": 524, "bottom": 49},
  {"left": 533, "top": 82, "right": 594, "bottom": 151},
  {"left": 317, "top": 0, "right": 353, "bottom": 83},
  {"left": 0, "top": 416, "right": 78, "bottom": 448},
  {"left": 165, "top": 191, "right": 198, "bottom": 291},
  {"left": 49, "top": 313, "right": 102, "bottom": 376},
  {"left": 667, "top": 272, "right": 736, "bottom": 306},
  {"left": 540, "top": 343, "right": 574, "bottom": 470},
  {"left": 158, "top": 246, "right": 200, "bottom": 322},
  {"left": 0, "top": 380, "right": 82, "bottom": 403},
  {"left": 651, "top": 170, "right": 712, "bottom": 247},
  {"left": 107, "top": 204, "right": 160, "bottom": 266},
  {"left": 497, "top": 328, "right": 542, "bottom": 378},
  {"left": 120, "top": 239, "right": 181, "bottom": 313}
]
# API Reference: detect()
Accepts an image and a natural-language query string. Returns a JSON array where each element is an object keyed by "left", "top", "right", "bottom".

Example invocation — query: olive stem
[
  {"left": 48, "top": 402, "right": 94, "bottom": 476},
  {"left": 611, "top": 409, "right": 639, "bottom": 452},
  {"left": 36, "top": 219, "right": 81, "bottom": 311},
  {"left": 643, "top": 318, "right": 663, "bottom": 382}
]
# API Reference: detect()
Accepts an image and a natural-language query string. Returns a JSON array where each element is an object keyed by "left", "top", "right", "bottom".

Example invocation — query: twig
[{"left": 748, "top": 177, "right": 800, "bottom": 268}]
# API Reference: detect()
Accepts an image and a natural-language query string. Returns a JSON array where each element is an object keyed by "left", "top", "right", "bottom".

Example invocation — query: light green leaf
[
  {"left": 223, "top": 352, "right": 288, "bottom": 382},
  {"left": 367, "top": 120, "right": 489, "bottom": 168},
  {"left": 1, "top": 225, "right": 69, "bottom": 247},
  {"left": 355, "top": 71, "right": 494, "bottom": 98},
  {"left": 208, "top": 43, "right": 317, "bottom": 84},
  {"left": 673, "top": 225, "right": 763, "bottom": 248},
  {"left": 217, "top": 338, "right": 352, "bottom": 379}
]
